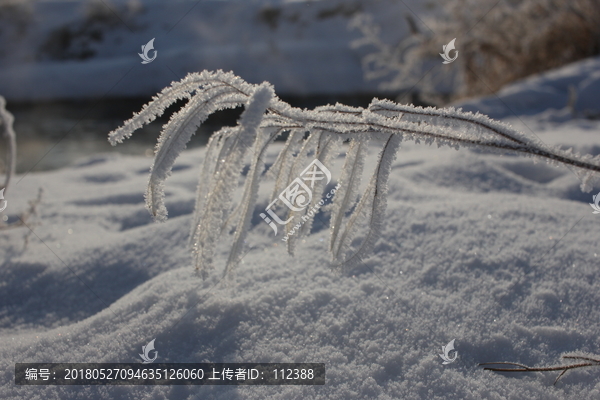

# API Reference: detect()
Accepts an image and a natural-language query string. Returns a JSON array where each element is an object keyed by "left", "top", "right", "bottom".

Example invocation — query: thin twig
[{"left": 480, "top": 355, "right": 600, "bottom": 385}]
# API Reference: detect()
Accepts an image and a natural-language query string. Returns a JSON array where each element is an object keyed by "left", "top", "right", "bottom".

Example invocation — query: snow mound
[
  {"left": 2, "top": 123, "right": 600, "bottom": 398},
  {"left": 454, "top": 56, "right": 600, "bottom": 120}
]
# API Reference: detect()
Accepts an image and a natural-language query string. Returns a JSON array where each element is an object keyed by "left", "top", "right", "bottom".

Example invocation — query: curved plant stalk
[{"left": 108, "top": 70, "right": 600, "bottom": 278}]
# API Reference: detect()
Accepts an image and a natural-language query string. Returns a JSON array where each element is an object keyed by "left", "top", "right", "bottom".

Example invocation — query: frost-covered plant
[
  {"left": 0, "top": 95, "right": 16, "bottom": 193},
  {"left": 0, "top": 95, "right": 41, "bottom": 238},
  {"left": 109, "top": 70, "right": 600, "bottom": 278},
  {"left": 349, "top": 12, "right": 429, "bottom": 94}
]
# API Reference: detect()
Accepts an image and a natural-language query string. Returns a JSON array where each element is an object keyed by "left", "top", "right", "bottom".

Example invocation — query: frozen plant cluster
[
  {"left": 109, "top": 70, "right": 600, "bottom": 278},
  {"left": 350, "top": 0, "right": 600, "bottom": 100}
]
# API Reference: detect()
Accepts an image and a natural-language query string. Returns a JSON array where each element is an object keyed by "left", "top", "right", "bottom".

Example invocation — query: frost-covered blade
[
  {"left": 329, "top": 138, "right": 370, "bottom": 256},
  {"left": 333, "top": 134, "right": 402, "bottom": 269}
]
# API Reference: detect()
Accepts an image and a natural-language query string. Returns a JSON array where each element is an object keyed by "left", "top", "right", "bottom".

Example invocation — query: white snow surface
[
  {"left": 3, "top": 61, "right": 600, "bottom": 398},
  {"left": 2, "top": 122, "right": 600, "bottom": 399}
]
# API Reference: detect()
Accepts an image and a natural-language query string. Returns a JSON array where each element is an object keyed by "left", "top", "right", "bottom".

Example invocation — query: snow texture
[{"left": 3, "top": 113, "right": 600, "bottom": 399}]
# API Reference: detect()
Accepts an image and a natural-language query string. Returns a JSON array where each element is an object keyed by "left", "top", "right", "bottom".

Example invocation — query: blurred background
[{"left": 0, "top": 0, "right": 599, "bottom": 173}]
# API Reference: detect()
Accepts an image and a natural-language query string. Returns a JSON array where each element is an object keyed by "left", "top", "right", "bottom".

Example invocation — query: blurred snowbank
[
  {"left": 0, "top": 0, "right": 424, "bottom": 101},
  {"left": 454, "top": 56, "right": 600, "bottom": 120}
]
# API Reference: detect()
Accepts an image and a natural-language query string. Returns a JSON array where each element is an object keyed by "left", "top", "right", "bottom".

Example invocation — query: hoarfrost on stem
[
  {"left": 0, "top": 95, "right": 16, "bottom": 192},
  {"left": 108, "top": 70, "right": 600, "bottom": 278}
]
